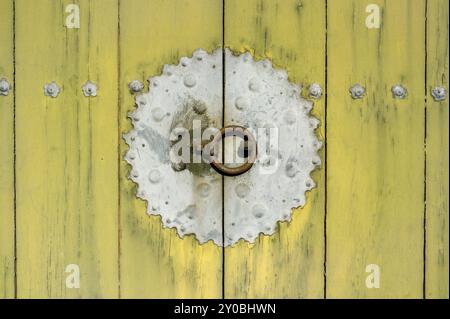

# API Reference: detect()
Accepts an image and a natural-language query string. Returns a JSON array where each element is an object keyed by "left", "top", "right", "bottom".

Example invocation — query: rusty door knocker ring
[{"left": 210, "top": 125, "right": 257, "bottom": 176}]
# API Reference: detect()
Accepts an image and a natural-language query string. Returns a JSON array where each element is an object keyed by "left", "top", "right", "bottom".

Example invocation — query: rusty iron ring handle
[{"left": 210, "top": 125, "right": 257, "bottom": 176}]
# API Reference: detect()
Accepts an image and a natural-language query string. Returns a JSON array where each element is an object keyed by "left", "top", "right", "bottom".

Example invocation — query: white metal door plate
[{"left": 124, "top": 48, "right": 321, "bottom": 247}]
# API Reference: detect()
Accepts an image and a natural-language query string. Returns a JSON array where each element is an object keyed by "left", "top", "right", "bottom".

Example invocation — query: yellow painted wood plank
[
  {"left": 426, "top": 0, "right": 449, "bottom": 299},
  {"left": 224, "top": 0, "right": 326, "bottom": 298},
  {"left": 15, "top": 0, "right": 119, "bottom": 298},
  {"left": 0, "top": 0, "right": 15, "bottom": 299},
  {"left": 119, "top": 0, "right": 222, "bottom": 298},
  {"left": 327, "top": 0, "right": 425, "bottom": 298}
]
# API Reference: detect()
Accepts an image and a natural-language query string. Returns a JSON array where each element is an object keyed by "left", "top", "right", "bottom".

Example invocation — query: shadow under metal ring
[{"left": 210, "top": 125, "right": 257, "bottom": 176}]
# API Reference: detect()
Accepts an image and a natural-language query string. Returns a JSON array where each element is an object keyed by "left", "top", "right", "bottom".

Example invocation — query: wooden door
[{"left": 0, "top": 0, "right": 447, "bottom": 298}]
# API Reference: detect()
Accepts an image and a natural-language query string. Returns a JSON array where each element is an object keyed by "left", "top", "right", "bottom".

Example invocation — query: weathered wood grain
[
  {"left": 1, "top": 0, "right": 446, "bottom": 299},
  {"left": 426, "top": 0, "right": 449, "bottom": 299},
  {"left": 15, "top": 0, "right": 119, "bottom": 298},
  {"left": 327, "top": 0, "right": 426, "bottom": 298},
  {"left": 118, "top": 0, "right": 223, "bottom": 298},
  {"left": 224, "top": 0, "right": 326, "bottom": 298},
  {"left": 0, "top": 0, "right": 15, "bottom": 299}
]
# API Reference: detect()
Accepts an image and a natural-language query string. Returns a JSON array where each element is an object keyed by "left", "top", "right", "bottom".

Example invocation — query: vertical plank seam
[
  {"left": 423, "top": 0, "right": 428, "bottom": 300},
  {"left": 323, "top": 0, "right": 328, "bottom": 300},
  {"left": 117, "top": 0, "right": 122, "bottom": 299},
  {"left": 221, "top": 0, "right": 226, "bottom": 300},
  {"left": 13, "top": 0, "right": 17, "bottom": 299}
]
